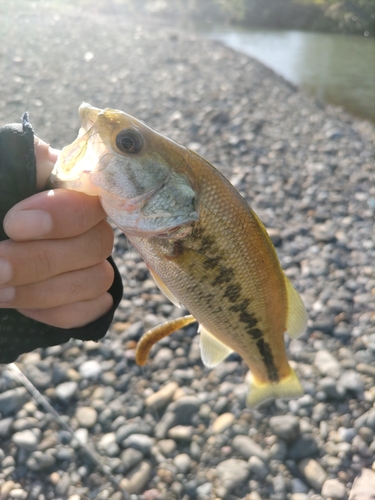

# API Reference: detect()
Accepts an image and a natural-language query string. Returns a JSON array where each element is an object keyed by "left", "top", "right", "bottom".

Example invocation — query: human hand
[{"left": 0, "top": 138, "right": 115, "bottom": 328}]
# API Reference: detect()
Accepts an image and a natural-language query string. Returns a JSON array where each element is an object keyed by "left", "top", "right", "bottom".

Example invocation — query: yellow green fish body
[{"left": 51, "top": 103, "right": 308, "bottom": 408}]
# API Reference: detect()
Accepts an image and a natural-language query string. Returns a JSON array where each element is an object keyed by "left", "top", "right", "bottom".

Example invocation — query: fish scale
[{"left": 51, "top": 102, "right": 308, "bottom": 408}]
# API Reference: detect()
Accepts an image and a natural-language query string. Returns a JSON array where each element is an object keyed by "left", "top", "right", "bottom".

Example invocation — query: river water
[{"left": 206, "top": 29, "right": 375, "bottom": 123}]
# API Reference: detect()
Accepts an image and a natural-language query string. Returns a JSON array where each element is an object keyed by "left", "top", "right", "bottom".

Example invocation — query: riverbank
[{"left": 0, "top": 6, "right": 375, "bottom": 500}]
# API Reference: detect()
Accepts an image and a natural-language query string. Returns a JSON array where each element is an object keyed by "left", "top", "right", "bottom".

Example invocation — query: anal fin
[{"left": 199, "top": 324, "right": 234, "bottom": 368}]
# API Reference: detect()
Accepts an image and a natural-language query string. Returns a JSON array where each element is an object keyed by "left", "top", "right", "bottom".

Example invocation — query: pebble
[
  {"left": 75, "top": 406, "right": 98, "bottom": 428},
  {"left": 78, "top": 360, "right": 102, "bottom": 379},
  {"left": 55, "top": 381, "right": 78, "bottom": 402},
  {"left": 288, "top": 434, "right": 319, "bottom": 460},
  {"left": 0, "top": 417, "right": 13, "bottom": 437},
  {"left": 1, "top": 481, "right": 19, "bottom": 500},
  {"left": 299, "top": 458, "right": 328, "bottom": 491},
  {"left": 145, "top": 382, "right": 178, "bottom": 409},
  {"left": 269, "top": 415, "right": 300, "bottom": 442},
  {"left": 216, "top": 458, "right": 250, "bottom": 492},
  {"left": 314, "top": 351, "right": 342, "bottom": 378},
  {"left": 291, "top": 495, "right": 309, "bottom": 500},
  {"left": 120, "top": 448, "right": 144, "bottom": 475},
  {"left": 168, "top": 396, "right": 201, "bottom": 425},
  {"left": 156, "top": 439, "right": 176, "bottom": 457},
  {"left": 0, "top": 388, "right": 28, "bottom": 416},
  {"left": 196, "top": 482, "right": 212, "bottom": 496},
  {"left": 12, "top": 429, "right": 40, "bottom": 451},
  {"left": 123, "top": 434, "right": 155, "bottom": 455},
  {"left": 291, "top": 478, "right": 309, "bottom": 494},
  {"left": 173, "top": 453, "right": 191, "bottom": 474},
  {"left": 248, "top": 455, "right": 269, "bottom": 480},
  {"left": 321, "top": 478, "right": 347, "bottom": 499},
  {"left": 212, "top": 412, "right": 235, "bottom": 433},
  {"left": 8, "top": 489, "right": 28, "bottom": 499},
  {"left": 232, "top": 435, "right": 268, "bottom": 461},
  {"left": 26, "top": 451, "right": 56, "bottom": 471},
  {"left": 168, "top": 425, "right": 194, "bottom": 440},
  {"left": 119, "top": 461, "right": 152, "bottom": 494},
  {"left": 348, "top": 468, "right": 375, "bottom": 500}
]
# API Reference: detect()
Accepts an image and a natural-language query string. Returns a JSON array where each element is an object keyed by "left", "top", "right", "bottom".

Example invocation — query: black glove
[{"left": 0, "top": 113, "right": 123, "bottom": 363}]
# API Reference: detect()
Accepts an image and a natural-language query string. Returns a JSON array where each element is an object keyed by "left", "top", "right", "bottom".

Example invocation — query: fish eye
[{"left": 116, "top": 129, "right": 143, "bottom": 154}]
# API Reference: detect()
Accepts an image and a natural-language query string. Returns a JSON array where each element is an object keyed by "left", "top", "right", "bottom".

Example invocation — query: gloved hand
[{"left": 0, "top": 113, "right": 123, "bottom": 363}]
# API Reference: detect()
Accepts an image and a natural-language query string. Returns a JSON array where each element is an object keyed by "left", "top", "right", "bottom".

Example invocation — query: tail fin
[{"left": 246, "top": 368, "right": 303, "bottom": 408}]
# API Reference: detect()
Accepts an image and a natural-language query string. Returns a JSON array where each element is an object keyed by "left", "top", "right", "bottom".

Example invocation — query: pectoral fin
[
  {"left": 136, "top": 315, "right": 197, "bottom": 365},
  {"left": 284, "top": 275, "right": 308, "bottom": 339},
  {"left": 148, "top": 267, "right": 182, "bottom": 308},
  {"left": 199, "top": 325, "right": 234, "bottom": 367}
]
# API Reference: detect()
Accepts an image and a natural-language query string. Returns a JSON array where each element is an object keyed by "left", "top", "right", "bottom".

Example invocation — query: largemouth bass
[{"left": 51, "top": 103, "right": 308, "bottom": 408}]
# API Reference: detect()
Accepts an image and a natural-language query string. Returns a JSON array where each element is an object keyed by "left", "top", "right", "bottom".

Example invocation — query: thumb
[{"left": 34, "top": 137, "right": 60, "bottom": 190}]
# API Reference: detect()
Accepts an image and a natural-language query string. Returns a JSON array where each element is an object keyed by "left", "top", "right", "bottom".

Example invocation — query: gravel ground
[{"left": 1, "top": 5, "right": 375, "bottom": 500}]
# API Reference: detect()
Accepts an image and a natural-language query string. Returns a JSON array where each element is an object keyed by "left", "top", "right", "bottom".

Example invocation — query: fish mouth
[{"left": 78, "top": 103, "right": 102, "bottom": 136}]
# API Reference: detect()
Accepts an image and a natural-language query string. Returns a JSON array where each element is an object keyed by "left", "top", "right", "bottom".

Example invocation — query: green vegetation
[
  {"left": 142, "top": 0, "right": 375, "bottom": 35},
  {"left": 5, "top": 0, "right": 374, "bottom": 35},
  {"left": 101, "top": 0, "right": 375, "bottom": 35}
]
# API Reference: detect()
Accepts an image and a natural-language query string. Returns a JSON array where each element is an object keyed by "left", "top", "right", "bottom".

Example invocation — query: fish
[{"left": 51, "top": 102, "right": 308, "bottom": 408}]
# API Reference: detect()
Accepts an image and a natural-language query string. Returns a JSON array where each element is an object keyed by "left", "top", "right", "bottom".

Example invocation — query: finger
[
  {"left": 18, "top": 292, "right": 114, "bottom": 329},
  {"left": 34, "top": 137, "right": 60, "bottom": 190},
  {"left": 3, "top": 189, "right": 107, "bottom": 241},
  {"left": 0, "top": 220, "right": 114, "bottom": 287},
  {"left": 0, "top": 261, "right": 114, "bottom": 310}
]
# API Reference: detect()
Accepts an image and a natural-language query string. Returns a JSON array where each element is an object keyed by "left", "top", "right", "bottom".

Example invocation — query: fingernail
[
  {"left": 4, "top": 210, "right": 53, "bottom": 239},
  {"left": 0, "top": 286, "right": 15, "bottom": 303},
  {"left": 0, "top": 259, "right": 13, "bottom": 285}
]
